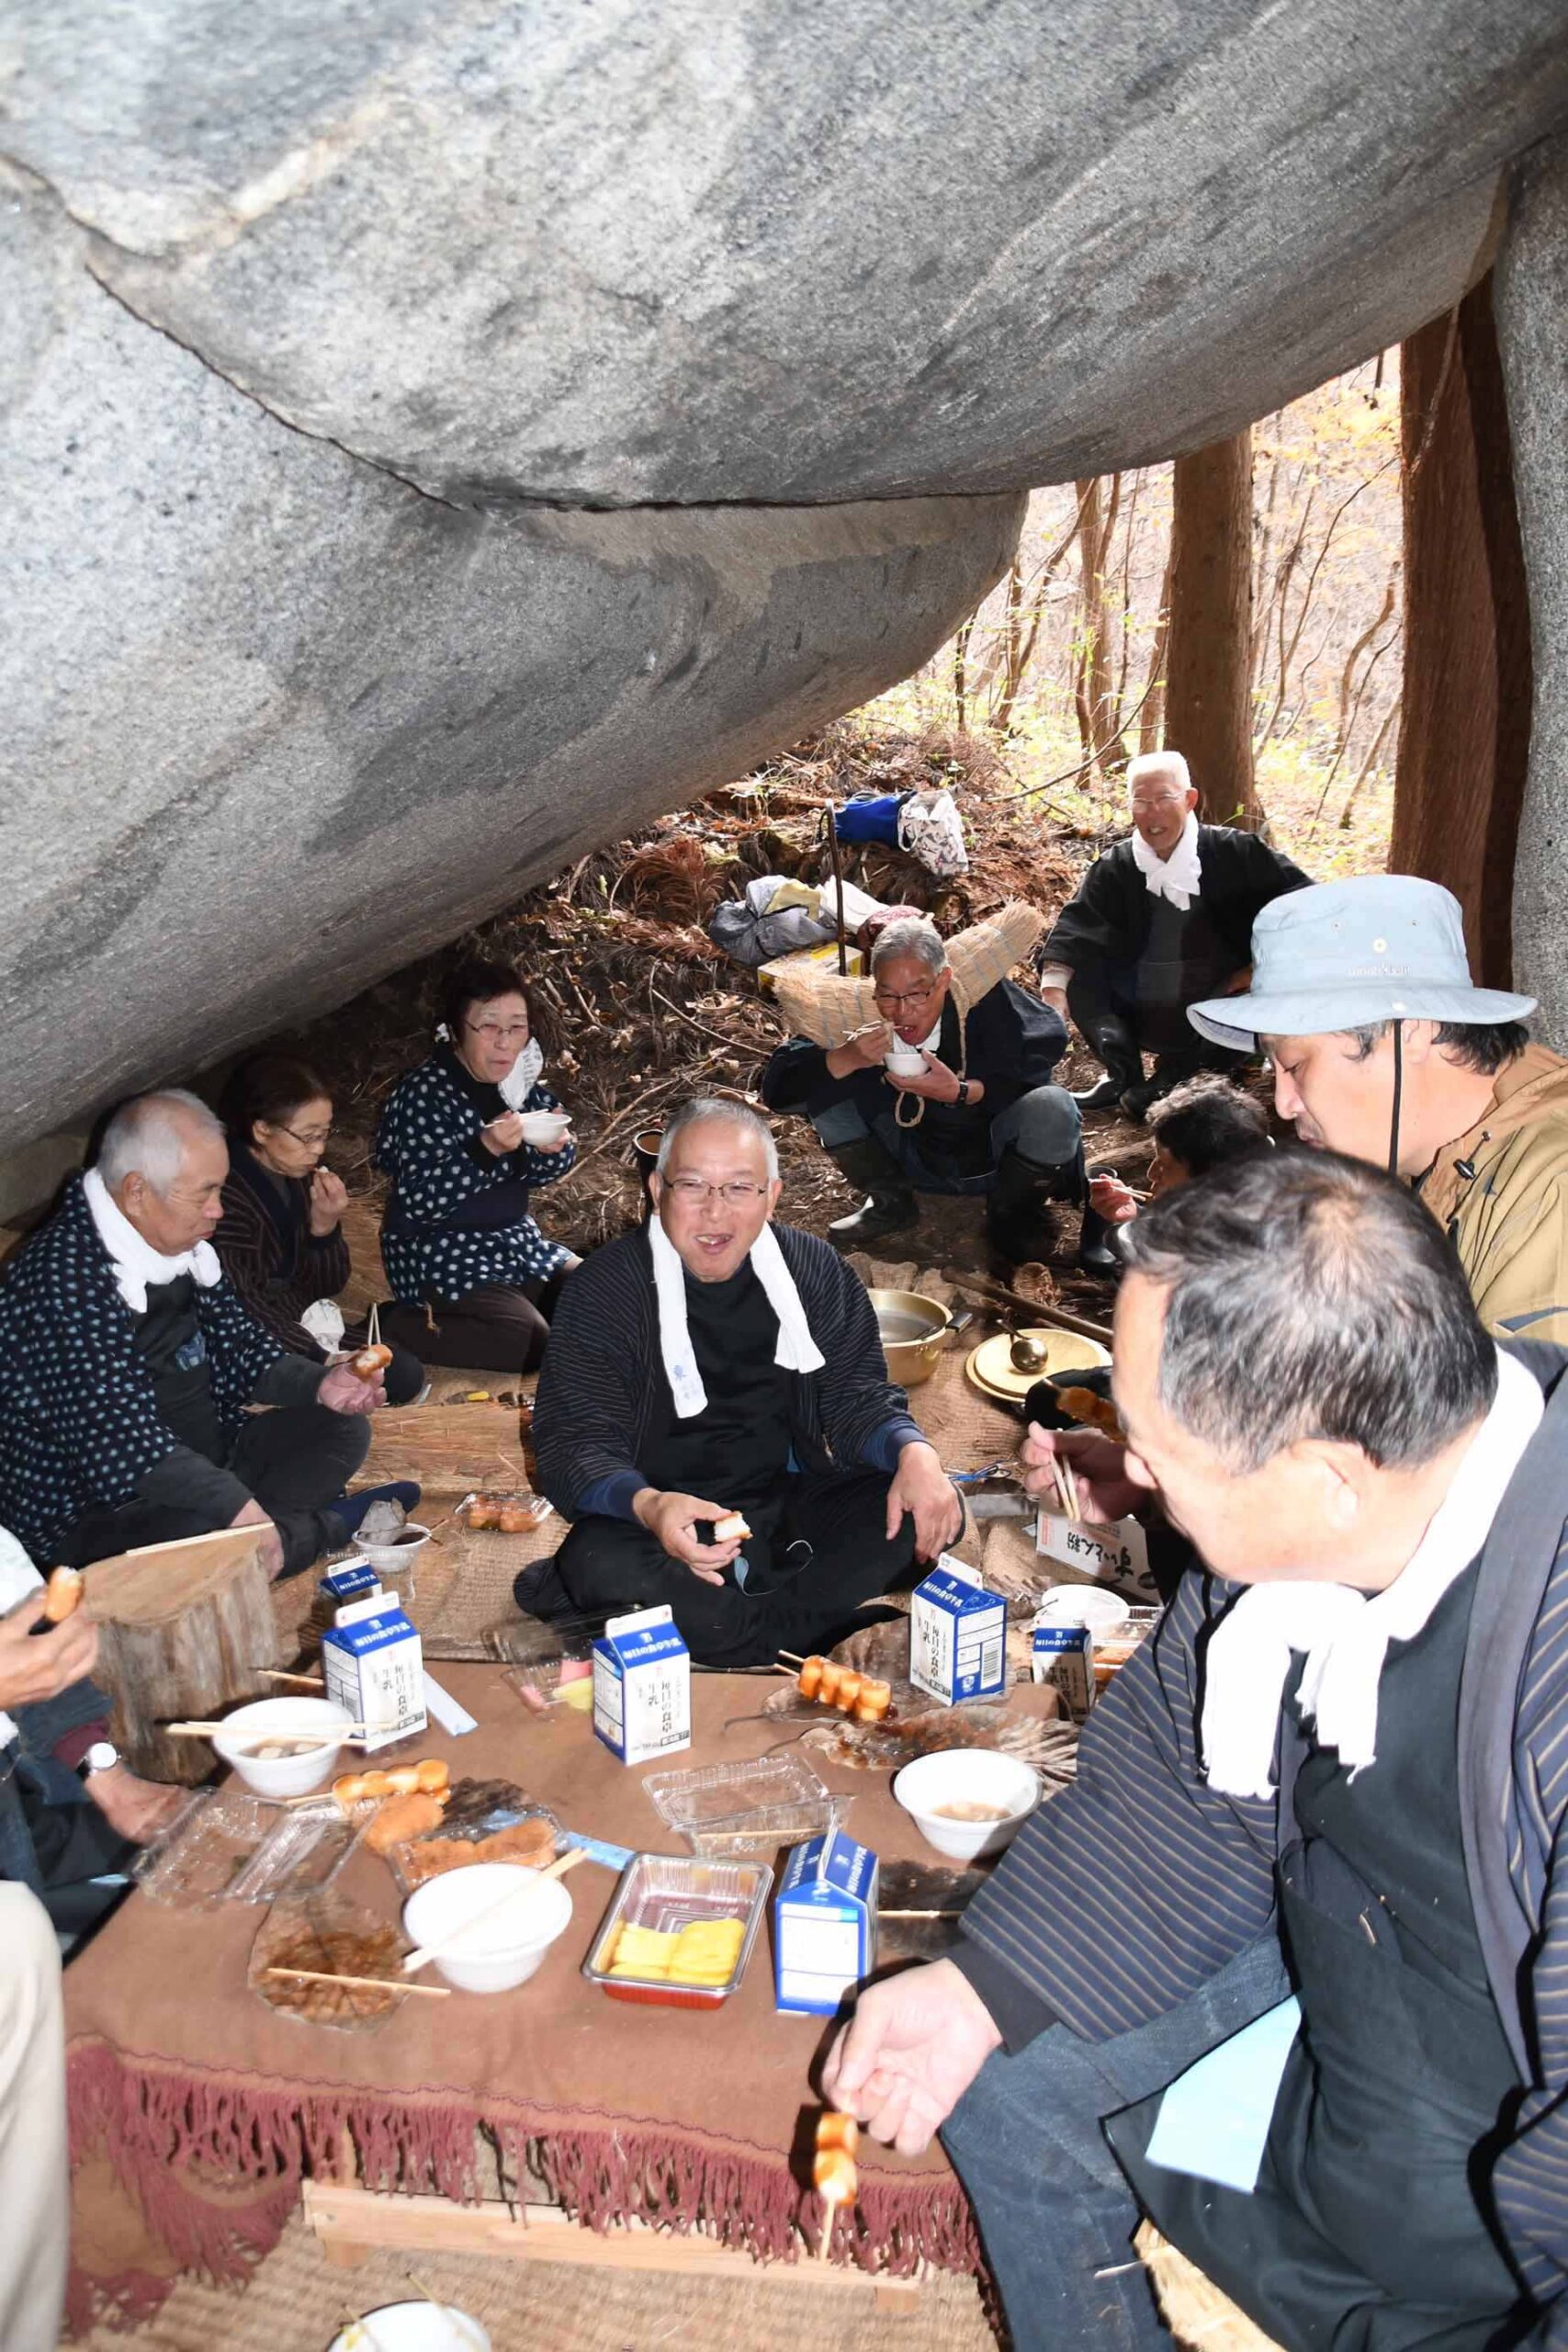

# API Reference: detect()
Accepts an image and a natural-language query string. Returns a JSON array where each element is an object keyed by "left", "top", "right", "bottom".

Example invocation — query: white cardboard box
[
  {"left": 592, "top": 1604, "right": 691, "bottom": 1766},
  {"left": 321, "top": 1589, "right": 427, "bottom": 1752},
  {"left": 909, "top": 1554, "right": 1006, "bottom": 1706}
]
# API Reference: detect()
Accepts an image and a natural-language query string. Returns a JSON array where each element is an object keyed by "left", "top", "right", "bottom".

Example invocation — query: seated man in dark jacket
[
  {"left": 516, "top": 1099, "right": 963, "bottom": 1668},
  {"left": 762, "top": 915, "right": 1116, "bottom": 1273},
  {"left": 1041, "top": 751, "right": 1309, "bottom": 1121},
  {"left": 0, "top": 1092, "right": 412, "bottom": 1579}
]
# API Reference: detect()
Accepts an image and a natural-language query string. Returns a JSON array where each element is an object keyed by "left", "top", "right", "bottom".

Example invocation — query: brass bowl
[{"left": 867, "top": 1287, "right": 953, "bottom": 1388}]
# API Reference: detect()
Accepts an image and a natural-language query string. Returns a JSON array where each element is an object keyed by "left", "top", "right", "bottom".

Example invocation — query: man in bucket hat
[{"left": 1190, "top": 876, "right": 1568, "bottom": 1340}]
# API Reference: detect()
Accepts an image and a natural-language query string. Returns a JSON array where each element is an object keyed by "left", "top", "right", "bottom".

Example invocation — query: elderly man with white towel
[
  {"left": 521, "top": 1098, "right": 961, "bottom": 1668},
  {"left": 827, "top": 1145, "right": 1568, "bottom": 2352}
]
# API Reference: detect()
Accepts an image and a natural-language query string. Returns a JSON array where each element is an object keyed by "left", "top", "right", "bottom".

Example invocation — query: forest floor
[{"left": 294, "top": 710, "right": 1389, "bottom": 1309}]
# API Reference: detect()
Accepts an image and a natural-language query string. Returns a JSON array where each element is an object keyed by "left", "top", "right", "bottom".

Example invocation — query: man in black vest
[
  {"left": 1041, "top": 752, "right": 1309, "bottom": 1121},
  {"left": 826, "top": 1148, "right": 1568, "bottom": 2350}
]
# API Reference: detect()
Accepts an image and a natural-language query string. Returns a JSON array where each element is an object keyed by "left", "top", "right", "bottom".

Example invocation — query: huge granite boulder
[
  {"left": 1, "top": 164, "right": 1021, "bottom": 1158},
  {"left": 6, "top": 0, "right": 1566, "bottom": 505},
  {"left": 3, "top": 0, "right": 1568, "bottom": 1164}
]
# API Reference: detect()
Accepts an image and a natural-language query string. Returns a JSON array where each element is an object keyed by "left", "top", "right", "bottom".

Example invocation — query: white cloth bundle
[
  {"left": 83, "top": 1166, "right": 221, "bottom": 1317},
  {"left": 1200, "top": 1349, "right": 1542, "bottom": 1800},
  {"left": 1131, "top": 811, "right": 1203, "bottom": 910},
  {"left": 649, "top": 1216, "right": 825, "bottom": 1419}
]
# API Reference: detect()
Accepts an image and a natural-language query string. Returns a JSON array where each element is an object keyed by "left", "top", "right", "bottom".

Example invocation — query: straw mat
[
  {"left": 1136, "top": 2222, "right": 1286, "bottom": 2352},
  {"left": 68, "top": 2206, "right": 998, "bottom": 2352}
]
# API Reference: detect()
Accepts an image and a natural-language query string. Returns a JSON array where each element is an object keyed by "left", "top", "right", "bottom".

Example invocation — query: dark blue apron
[{"left": 1109, "top": 1565, "right": 1535, "bottom": 2351}]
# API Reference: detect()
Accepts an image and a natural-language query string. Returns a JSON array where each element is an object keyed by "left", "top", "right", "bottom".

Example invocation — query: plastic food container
[
  {"left": 582, "top": 1854, "right": 771, "bottom": 2008},
  {"left": 892, "top": 1750, "right": 1042, "bottom": 1863},
  {"left": 456, "top": 1491, "right": 555, "bottom": 1535},
  {"left": 402, "top": 1861, "right": 574, "bottom": 1993},
  {"left": 382, "top": 1782, "right": 562, "bottom": 1898},
  {"left": 134, "top": 1790, "right": 361, "bottom": 1907},
  {"left": 328, "top": 2301, "right": 491, "bottom": 2352},
  {"left": 251, "top": 1894, "right": 412, "bottom": 2034},
  {"left": 641, "top": 1755, "right": 849, "bottom": 1860},
  {"left": 211, "top": 1697, "right": 356, "bottom": 1798}
]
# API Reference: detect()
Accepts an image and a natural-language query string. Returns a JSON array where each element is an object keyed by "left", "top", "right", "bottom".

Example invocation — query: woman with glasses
[
  {"left": 215, "top": 1056, "right": 426, "bottom": 1403},
  {"left": 372, "top": 957, "right": 579, "bottom": 1375}
]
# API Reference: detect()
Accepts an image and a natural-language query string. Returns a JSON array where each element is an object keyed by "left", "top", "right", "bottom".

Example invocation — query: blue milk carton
[
  {"left": 773, "top": 1828, "right": 879, "bottom": 2015},
  {"left": 908, "top": 1553, "right": 1006, "bottom": 1706},
  {"left": 319, "top": 1560, "right": 381, "bottom": 1608},
  {"left": 321, "top": 1589, "right": 427, "bottom": 1752},
  {"left": 592, "top": 1604, "right": 691, "bottom": 1766}
]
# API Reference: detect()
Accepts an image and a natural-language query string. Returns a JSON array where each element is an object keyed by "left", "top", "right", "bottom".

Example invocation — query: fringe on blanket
[{"left": 65, "top": 2041, "right": 983, "bottom": 2332}]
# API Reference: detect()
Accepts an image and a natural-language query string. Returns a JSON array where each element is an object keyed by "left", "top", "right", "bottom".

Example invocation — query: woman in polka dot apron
[{"left": 374, "top": 956, "right": 579, "bottom": 1374}]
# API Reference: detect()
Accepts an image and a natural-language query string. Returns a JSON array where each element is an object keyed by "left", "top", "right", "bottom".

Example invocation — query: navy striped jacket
[
  {"left": 962, "top": 1344, "right": 1568, "bottom": 2326},
  {"left": 534, "top": 1220, "right": 922, "bottom": 1521}
]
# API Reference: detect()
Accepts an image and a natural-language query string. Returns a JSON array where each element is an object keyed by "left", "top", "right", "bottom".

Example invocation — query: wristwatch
[
  {"left": 956, "top": 1080, "right": 972, "bottom": 1106},
  {"left": 76, "top": 1739, "right": 119, "bottom": 1782}
]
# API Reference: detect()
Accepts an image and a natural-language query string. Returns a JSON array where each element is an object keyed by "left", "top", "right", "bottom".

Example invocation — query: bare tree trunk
[
  {"left": 1391, "top": 273, "right": 1531, "bottom": 987},
  {"left": 1074, "top": 475, "right": 1124, "bottom": 774},
  {"left": 1140, "top": 548, "right": 1174, "bottom": 753},
  {"left": 1166, "top": 428, "right": 1257, "bottom": 824}
]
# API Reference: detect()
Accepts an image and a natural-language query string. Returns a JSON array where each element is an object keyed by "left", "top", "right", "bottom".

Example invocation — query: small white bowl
[
  {"left": 517, "top": 1109, "right": 571, "bottom": 1147},
  {"left": 212, "top": 1697, "right": 355, "bottom": 1799},
  {"left": 1034, "top": 1586, "right": 1132, "bottom": 1634},
  {"left": 893, "top": 1749, "right": 1042, "bottom": 1862},
  {"left": 401, "top": 1861, "right": 573, "bottom": 1994},
  {"left": 327, "top": 2301, "right": 491, "bottom": 2352},
  {"left": 884, "top": 1048, "right": 926, "bottom": 1076},
  {"left": 349, "top": 1521, "right": 432, "bottom": 1577}
]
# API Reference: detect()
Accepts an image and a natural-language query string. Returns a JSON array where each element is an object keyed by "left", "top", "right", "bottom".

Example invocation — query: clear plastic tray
[
  {"left": 132, "top": 1790, "right": 360, "bottom": 1908},
  {"left": 381, "top": 1780, "right": 562, "bottom": 1896},
  {"left": 455, "top": 1490, "right": 555, "bottom": 1534},
  {"left": 249, "top": 1894, "right": 412, "bottom": 2035},
  {"left": 641, "top": 1755, "right": 849, "bottom": 1859},
  {"left": 582, "top": 1854, "right": 771, "bottom": 2008}
]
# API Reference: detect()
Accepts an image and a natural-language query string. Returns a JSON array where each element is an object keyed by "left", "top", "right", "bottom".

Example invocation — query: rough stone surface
[
  {"left": 0, "top": 169, "right": 1021, "bottom": 1155},
  {"left": 1501, "top": 130, "right": 1568, "bottom": 1053},
  {"left": 6, "top": 1, "right": 1566, "bottom": 504}
]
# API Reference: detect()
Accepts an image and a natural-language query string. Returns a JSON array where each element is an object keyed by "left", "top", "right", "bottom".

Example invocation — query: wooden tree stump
[{"left": 82, "top": 1525, "right": 282, "bottom": 1785}]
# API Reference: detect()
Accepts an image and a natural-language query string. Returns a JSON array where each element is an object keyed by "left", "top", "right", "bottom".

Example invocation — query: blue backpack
[{"left": 832, "top": 791, "right": 909, "bottom": 846}]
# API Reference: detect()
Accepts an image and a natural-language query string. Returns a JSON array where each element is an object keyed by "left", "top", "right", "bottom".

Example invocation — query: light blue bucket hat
[{"left": 1189, "top": 876, "right": 1536, "bottom": 1053}]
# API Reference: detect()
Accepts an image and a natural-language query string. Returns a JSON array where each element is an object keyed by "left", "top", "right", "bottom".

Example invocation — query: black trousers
[
  {"left": 1066, "top": 969, "right": 1247, "bottom": 1094},
  {"left": 517, "top": 1470, "right": 922, "bottom": 1670},
  {"left": 379, "top": 1275, "right": 565, "bottom": 1379},
  {"left": 61, "top": 1405, "right": 371, "bottom": 1580}
]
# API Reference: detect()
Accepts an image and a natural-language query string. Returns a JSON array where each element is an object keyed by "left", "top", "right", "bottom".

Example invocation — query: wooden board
[{"left": 301, "top": 2185, "right": 922, "bottom": 2312}]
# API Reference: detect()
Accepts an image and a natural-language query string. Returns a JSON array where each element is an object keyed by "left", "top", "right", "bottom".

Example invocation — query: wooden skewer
[
  {"left": 776, "top": 1650, "right": 808, "bottom": 1667},
  {"left": 165, "top": 1718, "right": 369, "bottom": 1739},
  {"left": 340, "top": 2305, "right": 389, "bottom": 2352},
  {"left": 404, "top": 2273, "right": 486, "bottom": 2350},
  {"left": 265, "top": 1965, "right": 450, "bottom": 1999},
  {"left": 256, "top": 1668, "right": 326, "bottom": 1686},
  {"left": 401, "top": 1846, "right": 586, "bottom": 1973},
  {"left": 818, "top": 2197, "right": 841, "bottom": 2261},
  {"left": 877, "top": 1907, "right": 964, "bottom": 1918}
]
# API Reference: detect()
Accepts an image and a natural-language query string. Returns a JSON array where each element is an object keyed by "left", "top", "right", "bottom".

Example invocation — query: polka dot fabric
[
  {"left": 0, "top": 1176, "right": 286, "bottom": 1563},
  {"left": 373, "top": 1053, "right": 576, "bottom": 1306}
]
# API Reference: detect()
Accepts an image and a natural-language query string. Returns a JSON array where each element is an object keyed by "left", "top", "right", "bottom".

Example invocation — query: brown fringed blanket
[{"left": 66, "top": 1667, "right": 996, "bottom": 2330}]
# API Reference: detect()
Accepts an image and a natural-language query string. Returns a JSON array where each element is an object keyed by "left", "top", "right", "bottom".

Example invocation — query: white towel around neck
[
  {"left": 1131, "top": 810, "right": 1202, "bottom": 910},
  {"left": 82, "top": 1164, "right": 222, "bottom": 1317},
  {"left": 1200, "top": 1348, "right": 1543, "bottom": 1802},
  {"left": 648, "top": 1214, "right": 825, "bottom": 1418}
]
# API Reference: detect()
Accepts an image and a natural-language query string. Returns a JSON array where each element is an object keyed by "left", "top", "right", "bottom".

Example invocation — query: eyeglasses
[
  {"left": 874, "top": 984, "right": 938, "bottom": 1010},
  {"left": 467, "top": 1019, "right": 531, "bottom": 1044},
  {"left": 666, "top": 1179, "right": 768, "bottom": 1205},
  {"left": 279, "top": 1123, "right": 333, "bottom": 1148}
]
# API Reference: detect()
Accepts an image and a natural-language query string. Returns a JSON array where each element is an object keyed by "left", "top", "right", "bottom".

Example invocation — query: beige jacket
[{"left": 1420, "top": 1043, "right": 1568, "bottom": 1343}]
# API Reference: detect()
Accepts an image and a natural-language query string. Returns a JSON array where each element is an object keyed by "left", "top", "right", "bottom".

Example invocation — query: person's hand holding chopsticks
[{"left": 1020, "top": 1423, "right": 1142, "bottom": 1525}]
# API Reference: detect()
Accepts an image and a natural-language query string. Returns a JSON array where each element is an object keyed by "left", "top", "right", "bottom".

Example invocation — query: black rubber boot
[
  {"left": 1071, "top": 1074, "right": 1126, "bottom": 1111},
  {"left": 987, "top": 1147, "right": 1051, "bottom": 1264},
  {"left": 1077, "top": 1203, "right": 1122, "bottom": 1277},
  {"left": 825, "top": 1138, "right": 919, "bottom": 1250}
]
